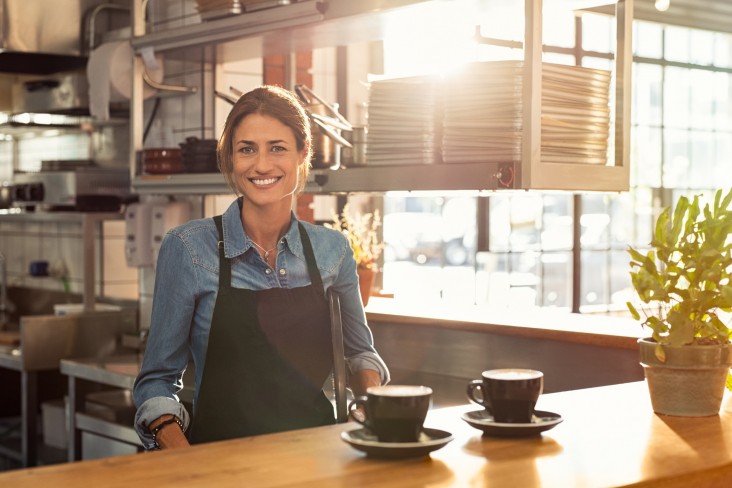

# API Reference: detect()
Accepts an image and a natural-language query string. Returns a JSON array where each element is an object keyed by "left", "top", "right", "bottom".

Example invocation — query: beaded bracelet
[{"left": 151, "top": 416, "right": 183, "bottom": 449}]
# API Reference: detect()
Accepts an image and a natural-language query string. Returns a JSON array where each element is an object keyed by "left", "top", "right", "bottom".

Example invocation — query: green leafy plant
[
  {"left": 326, "top": 204, "right": 383, "bottom": 271},
  {"left": 627, "top": 188, "right": 732, "bottom": 361}
]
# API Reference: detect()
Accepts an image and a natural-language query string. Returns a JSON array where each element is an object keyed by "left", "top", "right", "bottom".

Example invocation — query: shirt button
[
  {"left": 265, "top": 269, "right": 272, "bottom": 274},
  {"left": 279, "top": 268, "right": 286, "bottom": 275}
]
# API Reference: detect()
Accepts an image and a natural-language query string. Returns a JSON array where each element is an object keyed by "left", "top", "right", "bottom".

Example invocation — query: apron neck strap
[
  {"left": 213, "top": 215, "right": 231, "bottom": 288},
  {"left": 297, "top": 222, "right": 324, "bottom": 296}
]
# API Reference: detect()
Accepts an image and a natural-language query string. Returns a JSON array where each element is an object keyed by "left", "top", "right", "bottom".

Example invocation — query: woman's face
[{"left": 231, "top": 112, "right": 307, "bottom": 208}]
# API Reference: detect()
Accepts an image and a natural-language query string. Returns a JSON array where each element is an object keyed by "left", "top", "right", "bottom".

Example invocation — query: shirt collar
[{"left": 220, "top": 197, "right": 304, "bottom": 260}]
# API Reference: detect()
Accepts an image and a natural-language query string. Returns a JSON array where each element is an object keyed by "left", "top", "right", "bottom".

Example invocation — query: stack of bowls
[{"left": 180, "top": 137, "right": 218, "bottom": 173}]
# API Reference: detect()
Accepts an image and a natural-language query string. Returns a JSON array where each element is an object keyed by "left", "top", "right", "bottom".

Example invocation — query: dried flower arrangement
[{"left": 326, "top": 204, "right": 383, "bottom": 270}]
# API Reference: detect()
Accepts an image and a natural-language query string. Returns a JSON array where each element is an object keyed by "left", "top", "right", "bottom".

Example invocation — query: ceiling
[{"left": 587, "top": 0, "right": 732, "bottom": 34}]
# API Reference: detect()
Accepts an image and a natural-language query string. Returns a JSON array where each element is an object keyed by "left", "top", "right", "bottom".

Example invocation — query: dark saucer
[
  {"left": 341, "top": 427, "right": 454, "bottom": 459},
  {"left": 461, "top": 409, "right": 563, "bottom": 437}
]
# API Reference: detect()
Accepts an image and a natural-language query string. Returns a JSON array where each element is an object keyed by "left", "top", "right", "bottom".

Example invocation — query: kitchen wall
[{"left": 0, "top": 217, "right": 138, "bottom": 300}]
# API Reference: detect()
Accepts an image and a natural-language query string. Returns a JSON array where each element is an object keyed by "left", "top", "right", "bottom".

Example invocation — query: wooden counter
[{"left": 3, "top": 381, "right": 732, "bottom": 487}]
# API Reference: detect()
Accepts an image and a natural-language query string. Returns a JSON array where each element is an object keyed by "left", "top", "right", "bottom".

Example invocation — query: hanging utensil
[
  {"left": 215, "top": 90, "right": 238, "bottom": 105},
  {"left": 294, "top": 84, "right": 353, "bottom": 170},
  {"left": 295, "top": 84, "right": 353, "bottom": 131}
]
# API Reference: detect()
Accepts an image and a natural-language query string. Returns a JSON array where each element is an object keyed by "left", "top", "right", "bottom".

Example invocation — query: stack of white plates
[
  {"left": 441, "top": 61, "right": 611, "bottom": 165},
  {"left": 442, "top": 61, "right": 523, "bottom": 164},
  {"left": 366, "top": 76, "right": 439, "bottom": 165},
  {"left": 541, "top": 63, "right": 611, "bottom": 165}
]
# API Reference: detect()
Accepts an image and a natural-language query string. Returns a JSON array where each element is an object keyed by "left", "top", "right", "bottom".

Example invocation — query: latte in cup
[
  {"left": 348, "top": 385, "right": 432, "bottom": 443},
  {"left": 467, "top": 369, "right": 543, "bottom": 423}
]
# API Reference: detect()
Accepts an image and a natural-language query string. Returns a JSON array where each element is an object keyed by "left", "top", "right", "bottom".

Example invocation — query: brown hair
[{"left": 217, "top": 85, "right": 313, "bottom": 194}]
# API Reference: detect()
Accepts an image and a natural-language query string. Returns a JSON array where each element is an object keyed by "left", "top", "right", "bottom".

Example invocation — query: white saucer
[
  {"left": 341, "top": 427, "right": 454, "bottom": 459},
  {"left": 461, "top": 409, "right": 563, "bottom": 437}
]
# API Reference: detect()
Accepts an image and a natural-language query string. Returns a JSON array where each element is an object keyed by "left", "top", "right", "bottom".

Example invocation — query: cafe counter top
[{"left": 3, "top": 381, "right": 732, "bottom": 487}]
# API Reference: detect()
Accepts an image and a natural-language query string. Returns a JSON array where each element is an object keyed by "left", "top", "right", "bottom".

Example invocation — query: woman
[{"left": 133, "top": 85, "right": 389, "bottom": 449}]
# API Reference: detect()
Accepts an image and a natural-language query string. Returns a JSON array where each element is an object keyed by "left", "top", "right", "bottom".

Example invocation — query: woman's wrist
[
  {"left": 149, "top": 415, "right": 184, "bottom": 449},
  {"left": 349, "top": 368, "right": 382, "bottom": 397}
]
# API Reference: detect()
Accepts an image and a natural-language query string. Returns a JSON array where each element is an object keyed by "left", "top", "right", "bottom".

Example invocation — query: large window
[{"left": 377, "top": 7, "right": 732, "bottom": 313}]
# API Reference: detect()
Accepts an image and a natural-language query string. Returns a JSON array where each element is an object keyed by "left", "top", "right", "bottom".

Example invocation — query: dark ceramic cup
[
  {"left": 467, "top": 369, "right": 544, "bottom": 423},
  {"left": 348, "top": 385, "right": 432, "bottom": 443}
]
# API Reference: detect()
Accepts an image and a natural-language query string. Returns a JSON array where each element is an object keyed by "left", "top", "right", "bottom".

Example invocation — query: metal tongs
[
  {"left": 294, "top": 84, "right": 353, "bottom": 148},
  {"left": 214, "top": 86, "right": 241, "bottom": 105}
]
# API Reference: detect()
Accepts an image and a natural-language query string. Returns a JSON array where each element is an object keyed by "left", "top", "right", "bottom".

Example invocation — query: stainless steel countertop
[
  {"left": 60, "top": 354, "right": 143, "bottom": 390},
  {"left": 60, "top": 354, "right": 195, "bottom": 403}
]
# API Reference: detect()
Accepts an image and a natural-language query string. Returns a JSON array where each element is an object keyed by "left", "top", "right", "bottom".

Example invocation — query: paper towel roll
[{"left": 87, "top": 41, "right": 164, "bottom": 120}]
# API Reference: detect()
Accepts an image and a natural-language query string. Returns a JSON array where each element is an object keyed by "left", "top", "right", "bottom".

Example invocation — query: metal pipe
[{"left": 143, "top": 69, "right": 198, "bottom": 94}]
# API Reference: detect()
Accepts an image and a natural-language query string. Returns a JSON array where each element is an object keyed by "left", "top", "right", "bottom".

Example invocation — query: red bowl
[
  {"left": 144, "top": 148, "right": 182, "bottom": 161},
  {"left": 144, "top": 158, "right": 185, "bottom": 175}
]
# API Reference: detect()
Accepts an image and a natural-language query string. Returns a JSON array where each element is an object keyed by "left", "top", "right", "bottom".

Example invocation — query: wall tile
[{"left": 0, "top": 217, "right": 138, "bottom": 301}]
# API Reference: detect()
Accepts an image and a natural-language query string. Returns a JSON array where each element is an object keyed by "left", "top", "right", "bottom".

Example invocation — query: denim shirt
[{"left": 133, "top": 198, "right": 390, "bottom": 449}]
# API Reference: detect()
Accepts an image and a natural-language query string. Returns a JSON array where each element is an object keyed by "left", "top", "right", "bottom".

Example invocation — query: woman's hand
[
  {"left": 348, "top": 369, "right": 381, "bottom": 423},
  {"left": 348, "top": 368, "right": 382, "bottom": 397}
]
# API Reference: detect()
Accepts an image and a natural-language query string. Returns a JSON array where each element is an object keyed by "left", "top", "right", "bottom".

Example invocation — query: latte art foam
[
  {"left": 367, "top": 385, "right": 433, "bottom": 397},
  {"left": 484, "top": 369, "right": 543, "bottom": 381}
]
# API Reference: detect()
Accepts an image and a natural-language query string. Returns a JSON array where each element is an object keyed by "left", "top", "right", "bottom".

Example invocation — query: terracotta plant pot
[
  {"left": 638, "top": 338, "right": 732, "bottom": 417},
  {"left": 357, "top": 267, "right": 376, "bottom": 307}
]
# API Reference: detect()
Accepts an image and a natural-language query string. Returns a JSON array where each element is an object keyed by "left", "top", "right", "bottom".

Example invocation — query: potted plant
[
  {"left": 327, "top": 204, "right": 384, "bottom": 306},
  {"left": 627, "top": 188, "right": 732, "bottom": 416}
]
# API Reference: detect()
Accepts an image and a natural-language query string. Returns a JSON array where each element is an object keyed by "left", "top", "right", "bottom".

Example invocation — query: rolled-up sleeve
[
  {"left": 346, "top": 352, "right": 390, "bottom": 385},
  {"left": 331, "top": 235, "right": 390, "bottom": 385},
  {"left": 133, "top": 233, "right": 197, "bottom": 448},
  {"left": 134, "top": 397, "right": 190, "bottom": 450}
]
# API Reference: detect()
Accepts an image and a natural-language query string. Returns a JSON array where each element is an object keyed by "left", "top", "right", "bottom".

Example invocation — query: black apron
[{"left": 188, "top": 216, "right": 335, "bottom": 444}]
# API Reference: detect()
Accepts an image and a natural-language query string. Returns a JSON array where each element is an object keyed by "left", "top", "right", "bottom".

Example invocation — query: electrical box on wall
[
  {"left": 151, "top": 201, "right": 192, "bottom": 266},
  {"left": 125, "top": 203, "right": 152, "bottom": 267}
]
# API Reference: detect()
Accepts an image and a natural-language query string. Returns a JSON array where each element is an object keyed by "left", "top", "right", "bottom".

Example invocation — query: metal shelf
[
  {"left": 0, "top": 211, "right": 122, "bottom": 223},
  {"left": 132, "top": 0, "right": 327, "bottom": 53},
  {"left": 130, "top": 161, "right": 516, "bottom": 195},
  {"left": 128, "top": 0, "right": 632, "bottom": 194},
  {"left": 308, "top": 162, "right": 516, "bottom": 194},
  {"left": 131, "top": 1, "right": 434, "bottom": 55},
  {"left": 132, "top": 173, "right": 230, "bottom": 195},
  {"left": 0, "top": 436, "right": 67, "bottom": 466},
  {"left": 75, "top": 412, "right": 142, "bottom": 447}
]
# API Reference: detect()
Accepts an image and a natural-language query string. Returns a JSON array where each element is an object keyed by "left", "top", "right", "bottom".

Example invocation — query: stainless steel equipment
[
  {"left": 12, "top": 166, "right": 131, "bottom": 211},
  {"left": 12, "top": 72, "right": 90, "bottom": 114},
  {"left": 294, "top": 84, "right": 352, "bottom": 170}
]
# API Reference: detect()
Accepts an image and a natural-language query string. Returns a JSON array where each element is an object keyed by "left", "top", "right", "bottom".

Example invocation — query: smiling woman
[
  {"left": 217, "top": 85, "right": 313, "bottom": 197},
  {"left": 232, "top": 112, "right": 305, "bottom": 220},
  {"left": 132, "top": 85, "right": 390, "bottom": 451}
]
